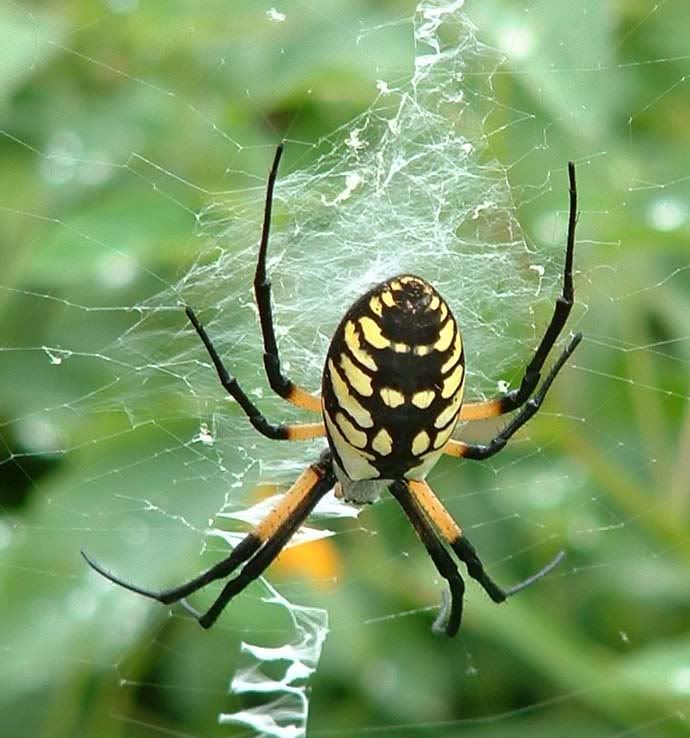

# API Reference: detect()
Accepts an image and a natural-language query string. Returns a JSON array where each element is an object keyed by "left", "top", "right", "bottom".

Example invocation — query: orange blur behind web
[
  {"left": 251, "top": 483, "right": 343, "bottom": 589},
  {"left": 274, "top": 537, "right": 342, "bottom": 589}
]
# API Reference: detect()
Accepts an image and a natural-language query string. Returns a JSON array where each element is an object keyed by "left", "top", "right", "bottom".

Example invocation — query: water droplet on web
[
  {"left": 267, "top": 8, "right": 286, "bottom": 23},
  {"left": 42, "top": 346, "right": 70, "bottom": 365},
  {"left": 194, "top": 423, "right": 215, "bottom": 446}
]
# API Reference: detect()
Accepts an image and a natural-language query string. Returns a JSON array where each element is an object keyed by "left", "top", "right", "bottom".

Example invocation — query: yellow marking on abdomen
[
  {"left": 441, "top": 363, "right": 464, "bottom": 398},
  {"left": 441, "top": 333, "right": 462, "bottom": 373},
  {"left": 335, "top": 412, "right": 368, "bottom": 449},
  {"left": 328, "top": 359, "right": 373, "bottom": 428},
  {"left": 344, "top": 321, "right": 377, "bottom": 371},
  {"left": 392, "top": 342, "right": 411, "bottom": 353},
  {"left": 381, "top": 290, "right": 395, "bottom": 307},
  {"left": 434, "top": 385, "right": 465, "bottom": 428},
  {"left": 413, "top": 344, "right": 432, "bottom": 356},
  {"left": 412, "top": 430, "right": 431, "bottom": 455},
  {"left": 404, "top": 447, "right": 444, "bottom": 480},
  {"left": 324, "top": 410, "right": 379, "bottom": 480},
  {"left": 429, "top": 294, "right": 440, "bottom": 310},
  {"left": 340, "top": 353, "right": 373, "bottom": 396},
  {"left": 433, "top": 420, "right": 456, "bottom": 449},
  {"left": 434, "top": 319, "right": 455, "bottom": 352},
  {"left": 359, "top": 316, "right": 390, "bottom": 349},
  {"left": 372, "top": 428, "right": 393, "bottom": 455},
  {"left": 412, "top": 389, "right": 436, "bottom": 409},
  {"left": 369, "top": 295, "right": 383, "bottom": 316},
  {"left": 380, "top": 387, "right": 405, "bottom": 408}
]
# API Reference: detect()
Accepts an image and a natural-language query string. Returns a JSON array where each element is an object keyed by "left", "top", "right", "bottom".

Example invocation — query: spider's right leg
[
  {"left": 186, "top": 307, "right": 325, "bottom": 441},
  {"left": 389, "top": 480, "right": 467, "bottom": 637},
  {"left": 407, "top": 480, "right": 564, "bottom": 605},
  {"left": 460, "top": 161, "right": 578, "bottom": 422},
  {"left": 253, "top": 144, "right": 322, "bottom": 413},
  {"left": 444, "top": 333, "right": 581, "bottom": 461},
  {"left": 82, "top": 454, "right": 335, "bottom": 627}
]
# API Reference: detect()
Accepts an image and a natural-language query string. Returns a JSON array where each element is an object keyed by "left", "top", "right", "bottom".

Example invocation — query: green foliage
[{"left": 1, "top": 1, "right": 689, "bottom": 737}]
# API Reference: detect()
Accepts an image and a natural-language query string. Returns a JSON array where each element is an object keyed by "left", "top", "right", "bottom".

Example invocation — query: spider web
[{"left": 1, "top": 1, "right": 689, "bottom": 737}]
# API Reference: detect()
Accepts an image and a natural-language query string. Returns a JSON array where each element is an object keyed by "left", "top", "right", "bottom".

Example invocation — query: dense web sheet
[{"left": 1, "top": 0, "right": 689, "bottom": 737}]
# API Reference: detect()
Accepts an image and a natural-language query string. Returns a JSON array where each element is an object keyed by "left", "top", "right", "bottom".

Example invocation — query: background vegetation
[{"left": 1, "top": 1, "right": 689, "bottom": 737}]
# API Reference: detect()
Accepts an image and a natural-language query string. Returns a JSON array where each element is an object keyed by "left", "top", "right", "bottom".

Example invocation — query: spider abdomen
[{"left": 321, "top": 274, "right": 465, "bottom": 485}]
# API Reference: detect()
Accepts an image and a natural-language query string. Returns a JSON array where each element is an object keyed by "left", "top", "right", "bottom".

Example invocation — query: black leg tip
[
  {"left": 568, "top": 161, "right": 576, "bottom": 183},
  {"left": 504, "top": 549, "right": 566, "bottom": 598},
  {"left": 567, "top": 333, "right": 583, "bottom": 354},
  {"left": 431, "top": 588, "right": 461, "bottom": 638},
  {"left": 81, "top": 548, "right": 102, "bottom": 574}
]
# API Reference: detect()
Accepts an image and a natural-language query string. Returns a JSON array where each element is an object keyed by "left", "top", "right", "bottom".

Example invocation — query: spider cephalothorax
[{"left": 83, "top": 145, "right": 580, "bottom": 637}]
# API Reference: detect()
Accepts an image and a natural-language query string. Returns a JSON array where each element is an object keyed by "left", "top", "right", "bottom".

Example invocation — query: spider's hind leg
[
  {"left": 195, "top": 456, "right": 335, "bottom": 628},
  {"left": 83, "top": 454, "right": 336, "bottom": 629},
  {"left": 389, "top": 480, "right": 466, "bottom": 637},
  {"left": 406, "top": 480, "right": 564, "bottom": 614}
]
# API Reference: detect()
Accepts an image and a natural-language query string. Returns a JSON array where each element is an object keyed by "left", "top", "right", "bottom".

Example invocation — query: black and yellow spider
[{"left": 83, "top": 145, "right": 581, "bottom": 637}]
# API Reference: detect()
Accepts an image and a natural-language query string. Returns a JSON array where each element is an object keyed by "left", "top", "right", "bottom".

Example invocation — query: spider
[{"left": 83, "top": 145, "right": 581, "bottom": 637}]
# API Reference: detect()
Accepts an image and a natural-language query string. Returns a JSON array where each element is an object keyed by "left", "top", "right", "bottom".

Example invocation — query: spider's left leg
[
  {"left": 83, "top": 453, "right": 335, "bottom": 628},
  {"left": 445, "top": 332, "right": 581, "bottom": 461},
  {"left": 460, "top": 161, "right": 578, "bottom": 423},
  {"left": 407, "top": 480, "right": 564, "bottom": 607},
  {"left": 389, "top": 480, "right": 466, "bottom": 637},
  {"left": 186, "top": 306, "right": 325, "bottom": 441},
  {"left": 253, "top": 144, "right": 321, "bottom": 413},
  {"left": 194, "top": 453, "right": 336, "bottom": 628}
]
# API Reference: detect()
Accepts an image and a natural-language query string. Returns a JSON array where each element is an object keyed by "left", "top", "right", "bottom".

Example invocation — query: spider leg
[
  {"left": 196, "top": 457, "right": 335, "bottom": 628},
  {"left": 444, "top": 332, "right": 581, "bottom": 461},
  {"left": 389, "top": 480, "right": 466, "bottom": 637},
  {"left": 253, "top": 144, "right": 322, "bottom": 414},
  {"left": 185, "top": 306, "right": 325, "bottom": 441},
  {"left": 82, "top": 455, "right": 335, "bottom": 627},
  {"left": 460, "top": 161, "right": 578, "bottom": 422},
  {"left": 407, "top": 479, "right": 565, "bottom": 607},
  {"left": 82, "top": 532, "right": 261, "bottom": 604}
]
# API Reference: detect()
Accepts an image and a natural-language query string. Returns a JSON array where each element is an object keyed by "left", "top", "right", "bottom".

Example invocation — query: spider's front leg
[
  {"left": 444, "top": 332, "right": 581, "bottom": 461},
  {"left": 185, "top": 306, "right": 325, "bottom": 442},
  {"left": 253, "top": 143, "right": 322, "bottom": 413},
  {"left": 460, "top": 161, "right": 579, "bottom": 422}
]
